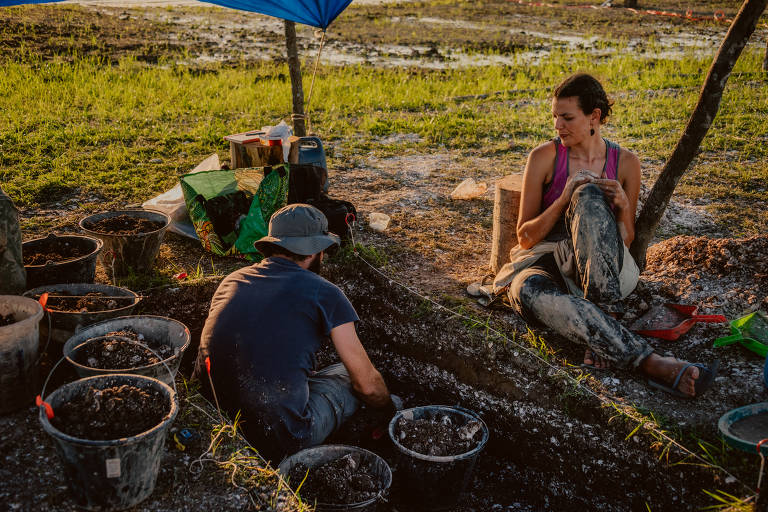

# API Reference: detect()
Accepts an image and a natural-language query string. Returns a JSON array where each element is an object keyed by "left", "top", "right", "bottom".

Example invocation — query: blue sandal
[{"left": 648, "top": 360, "right": 719, "bottom": 398}]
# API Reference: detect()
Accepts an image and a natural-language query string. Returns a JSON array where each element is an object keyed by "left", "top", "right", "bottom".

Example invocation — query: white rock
[{"left": 369, "top": 212, "right": 391, "bottom": 233}]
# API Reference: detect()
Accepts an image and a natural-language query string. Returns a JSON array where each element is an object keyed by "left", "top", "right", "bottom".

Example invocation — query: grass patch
[{"left": 1, "top": 45, "right": 765, "bottom": 234}]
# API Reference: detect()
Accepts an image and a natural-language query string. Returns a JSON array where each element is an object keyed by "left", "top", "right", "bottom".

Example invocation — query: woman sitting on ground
[{"left": 493, "top": 73, "right": 716, "bottom": 398}]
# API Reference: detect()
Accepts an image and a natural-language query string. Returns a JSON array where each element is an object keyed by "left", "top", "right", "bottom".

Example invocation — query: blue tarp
[
  {"left": 0, "top": 0, "right": 352, "bottom": 29},
  {"left": 198, "top": 0, "right": 353, "bottom": 29},
  {"left": 0, "top": 0, "right": 63, "bottom": 5}
]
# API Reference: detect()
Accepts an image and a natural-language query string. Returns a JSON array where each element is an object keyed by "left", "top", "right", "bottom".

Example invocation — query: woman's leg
[
  {"left": 566, "top": 183, "right": 625, "bottom": 315},
  {"left": 507, "top": 254, "right": 653, "bottom": 369}
]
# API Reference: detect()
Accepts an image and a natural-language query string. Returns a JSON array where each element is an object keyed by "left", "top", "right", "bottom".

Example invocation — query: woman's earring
[{"left": 590, "top": 127, "right": 595, "bottom": 136}]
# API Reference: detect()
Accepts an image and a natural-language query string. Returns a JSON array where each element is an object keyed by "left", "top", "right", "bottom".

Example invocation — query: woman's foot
[
  {"left": 583, "top": 349, "right": 611, "bottom": 369},
  {"left": 639, "top": 353, "right": 700, "bottom": 397}
]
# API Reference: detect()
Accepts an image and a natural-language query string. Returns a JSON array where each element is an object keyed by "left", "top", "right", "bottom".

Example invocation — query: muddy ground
[{"left": 2, "top": 0, "right": 768, "bottom": 510}]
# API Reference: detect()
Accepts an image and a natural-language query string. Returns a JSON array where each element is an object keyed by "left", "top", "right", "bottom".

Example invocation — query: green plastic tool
[{"left": 714, "top": 311, "right": 768, "bottom": 357}]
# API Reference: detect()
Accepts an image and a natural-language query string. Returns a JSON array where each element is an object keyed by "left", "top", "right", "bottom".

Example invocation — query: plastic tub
[
  {"left": 388, "top": 405, "right": 489, "bottom": 511},
  {"left": 79, "top": 209, "right": 169, "bottom": 277},
  {"left": 23, "top": 283, "right": 140, "bottom": 345},
  {"left": 63, "top": 315, "right": 190, "bottom": 386},
  {"left": 39, "top": 373, "right": 178, "bottom": 510},
  {"left": 0, "top": 295, "right": 44, "bottom": 413},
  {"left": 23, "top": 233, "right": 103, "bottom": 288},
  {"left": 278, "top": 444, "right": 392, "bottom": 512}
]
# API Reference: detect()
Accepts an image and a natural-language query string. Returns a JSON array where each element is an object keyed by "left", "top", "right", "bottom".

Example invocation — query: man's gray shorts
[{"left": 307, "top": 362, "right": 360, "bottom": 445}]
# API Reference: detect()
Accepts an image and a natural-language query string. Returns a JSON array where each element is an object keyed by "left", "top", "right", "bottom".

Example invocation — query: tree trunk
[
  {"left": 624, "top": 0, "right": 638, "bottom": 8},
  {"left": 763, "top": 34, "right": 768, "bottom": 72},
  {"left": 284, "top": 20, "right": 306, "bottom": 137},
  {"left": 629, "top": 0, "right": 768, "bottom": 270}
]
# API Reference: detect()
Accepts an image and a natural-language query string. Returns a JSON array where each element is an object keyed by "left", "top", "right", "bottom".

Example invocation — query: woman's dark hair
[{"left": 553, "top": 73, "right": 613, "bottom": 123}]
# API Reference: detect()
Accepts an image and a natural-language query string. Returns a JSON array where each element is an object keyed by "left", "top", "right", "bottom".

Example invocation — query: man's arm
[{"left": 330, "top": 322, "right": 391, "bottom": 408}]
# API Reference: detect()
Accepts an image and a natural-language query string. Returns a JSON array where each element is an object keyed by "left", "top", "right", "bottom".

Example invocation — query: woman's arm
[
  {"left": 516, "top": 142, "right": 591, "bottom": 249},
  {"left": 592, "top": 149, "right": 641, "bottom": 245}
]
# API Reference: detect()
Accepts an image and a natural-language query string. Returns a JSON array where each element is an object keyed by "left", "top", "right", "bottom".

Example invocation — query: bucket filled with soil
[
  {"left": 79, "top": 209, "right": 169, "bottom": 277},
  {"left": 279, "top": 445, "right": 392, "bottom": 511},
  {"left": 63, "top": 315, "right": 190, "bottom": 386},
  {"left": 22, "top": 233, "right": 103, "bottom": 288},
  {"left": 388, "top": 405, "right": 489, "bottom": 511},
  {"left": 39, "top": 373, "right": 178, "bottom": 510},
  {"left": 23, "top": 283, "right": 140, "bottom": 345},
  {"left": 0, "top": 295, "right": 44, "bottom": 413}
]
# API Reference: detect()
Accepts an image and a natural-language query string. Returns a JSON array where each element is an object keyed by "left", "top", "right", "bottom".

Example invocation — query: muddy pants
[
  {"left": 307, "top": 362, "right": 360, "bottom": 445},
  {"left": 507, "top": 184, "right": 653, "bottom": 369}
]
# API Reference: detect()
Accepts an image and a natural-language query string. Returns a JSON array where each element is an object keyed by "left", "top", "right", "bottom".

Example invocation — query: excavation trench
[{"left": 140, "top": 258, "right": 739, "bottom": 510}]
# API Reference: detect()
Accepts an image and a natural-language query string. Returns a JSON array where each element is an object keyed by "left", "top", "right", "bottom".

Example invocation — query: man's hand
[{"left": 330, "top": 322, "right": 391, "bottom": 408}]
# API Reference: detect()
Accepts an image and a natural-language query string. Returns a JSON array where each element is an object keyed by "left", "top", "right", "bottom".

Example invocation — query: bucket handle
[{"left": 38, "top": 337, "right": 178, "bottom": 420}]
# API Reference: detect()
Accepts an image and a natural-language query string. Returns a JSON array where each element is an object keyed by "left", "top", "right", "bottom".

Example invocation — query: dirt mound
[
  {"left": 87, "top": 215, "right": 165, "bottom": 235},
  {"left": 289, "top": 454, "right": 380, "bottom": 505},
  {"left": 74, "top": 337, "right": 163, "bottom": 369},
  {"left": 396, "top": 415, "right": 483, "bottom": 457},
  {"left": 646, "top": 234, "right": 768, "bottom": 278},
  {"left": 0, "top": 313, "right": 17, "bottom": 326},
  {"left": 50, "top": 384, "right": 168, "bottom": 440}
]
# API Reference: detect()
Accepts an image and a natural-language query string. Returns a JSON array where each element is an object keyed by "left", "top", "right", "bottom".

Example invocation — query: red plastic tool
[{"left": 631, "top": 303, "right": 727, "bottom": 341}]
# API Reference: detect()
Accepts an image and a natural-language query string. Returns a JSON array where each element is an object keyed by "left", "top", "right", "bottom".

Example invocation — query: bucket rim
[
  {"left": 22, "top": 233, "right": 103, "bottom": 268},
  {"left": 39, "top": 373, "right": 178, "bottom": 446},
  {"left": 388, "top": 405, "right": 489, "bottom": 463},
  {"left": 278, "top": 443, "right": 392, "bottom": 508},
  {"left": 78, "top": 209, "right": 170, "bottom": 237},
  {"left": 23, "top": 283, "right": 140, "bottom": 316},
  {"left": 0, "top": 294, "right": 45, "bottom": 330},
  {"left": 62, "top": 315, "right": 191, "bottom": 373}
]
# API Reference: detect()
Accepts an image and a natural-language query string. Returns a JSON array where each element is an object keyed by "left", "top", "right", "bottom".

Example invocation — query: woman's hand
[
  {"left": 558, "top": 170, "right": 594, "bottom": 206},
  {"left": 592, "top": 177, "right": 630, "bottom": 212}
]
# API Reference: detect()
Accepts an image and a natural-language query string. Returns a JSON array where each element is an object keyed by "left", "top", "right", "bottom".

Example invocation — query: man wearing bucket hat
[{"left": 195, "top": 204, "right": 398, "bottom": 461}]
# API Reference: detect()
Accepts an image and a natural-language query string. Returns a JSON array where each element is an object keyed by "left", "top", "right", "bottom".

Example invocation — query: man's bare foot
[
  {"left": 583, "top": 349, "right": 611, "bottom": 369},
  {"left": 639, "top": 353, "right": 700, "bottom": 397}
]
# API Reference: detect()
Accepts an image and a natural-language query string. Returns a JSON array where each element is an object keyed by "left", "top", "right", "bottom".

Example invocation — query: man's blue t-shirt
[{"left": 198, "top": 257, "right": 359, "bottom": 458}]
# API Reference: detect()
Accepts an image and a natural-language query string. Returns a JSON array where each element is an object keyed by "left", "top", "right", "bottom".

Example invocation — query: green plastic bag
[{"left": 181, "top": 165, "right": 290, "bottom": 261}]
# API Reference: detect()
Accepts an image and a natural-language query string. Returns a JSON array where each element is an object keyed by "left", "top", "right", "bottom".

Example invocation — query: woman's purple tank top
[{"left": 541, "top": 138, "right": 620, "bottom": 211}]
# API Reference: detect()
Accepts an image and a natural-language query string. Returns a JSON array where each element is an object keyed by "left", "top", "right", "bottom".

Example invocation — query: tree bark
[
  {"left": 629, "top": 0, "right": 768, "bottom": 270},
  {"left": 763, "top": 34, "right": 768, "bottom": 72},
  {"left": 284, "top": 20, "right": 306, "bottom": 137}
]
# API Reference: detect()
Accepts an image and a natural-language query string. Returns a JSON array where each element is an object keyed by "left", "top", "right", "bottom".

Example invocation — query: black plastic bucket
[
  {"left": 23, "top": 283, "right": 140, "bottom": 345},
  {"left": 79, "top": 209, "right": 169, "bottom": 277},
  {"left": 388, "top": 406, "right": 489, "bottom": 511},
  {"left": 62, "top": 315, "right": 190, "bottom": 386},
  {"left": 278, "top": 444, "right": 392, "bottom": 512},
  {"left": 0, "top": 295, "right": 44, "bottom": 413},
  {"left": 39, "top": 373, "right": 177, "bottom": 510},
  {"left": 23, "top": 233, "right": 102, "bottom": 289}
]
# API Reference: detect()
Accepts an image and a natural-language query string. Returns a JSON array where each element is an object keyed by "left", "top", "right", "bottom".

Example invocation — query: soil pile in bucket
[
  {"left": 396, "top": 415, "right": 484, "bottom": 456},
  {"left": 76, "top": 330, "right": 173, "bottom": 369},
  {"left": 87, "top": 215, "right": 164, "bottom": 235},
  {"left": 24, "top": 239, "right": 86, "bottom": 265},
  {"left": 42, "top": 292, "right": 129, "bottom": 313},
  {"left": 0, "top": 313, "right": 17, "bottom": 326},
  {"left": 288, "top": 453, "right": 380, "bottom": 504},
  {"left": 50, "top": 384, "right": 168, "bottom": 439}
]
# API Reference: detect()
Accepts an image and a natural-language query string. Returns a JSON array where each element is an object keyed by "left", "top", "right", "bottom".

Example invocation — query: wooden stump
[
  {"left": 763, "top": 35, "right": 768, "bottom": 72},
  {"left": 490, "top": 174, "right": 523, "bottom": 274}
]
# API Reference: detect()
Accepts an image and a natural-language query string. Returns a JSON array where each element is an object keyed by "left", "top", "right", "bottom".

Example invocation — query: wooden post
[
  {"left": 284, "top": 20, "right": 306, "bottom": 137},
  {"left": 763, "top": 35, "right": 768, "bottom": 72},
  {"left": 490, "top": 174, "right": 523, "bottom": 274}
]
